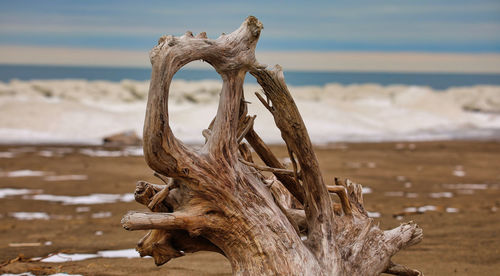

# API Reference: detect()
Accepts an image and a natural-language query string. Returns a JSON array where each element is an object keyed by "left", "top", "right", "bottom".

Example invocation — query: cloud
[{"left": 1, "top": 1, "right": 499, "bottom": 52}]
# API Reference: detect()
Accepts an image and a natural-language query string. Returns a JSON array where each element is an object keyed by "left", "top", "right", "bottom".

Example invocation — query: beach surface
[{"left": 0, "top": 140, "right": 499, "bottom": 275}]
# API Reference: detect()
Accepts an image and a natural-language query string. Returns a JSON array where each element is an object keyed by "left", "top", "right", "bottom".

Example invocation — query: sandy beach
[
  {"left": 0, "top": 140, "right": 499, "bottom": 275},
  {"left": 2, "top": 1, "right": 500, "bottom": 274}
]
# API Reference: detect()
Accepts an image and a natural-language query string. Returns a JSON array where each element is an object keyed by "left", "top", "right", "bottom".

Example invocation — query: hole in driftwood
[{"left": 168, "top": 61, "right": 222, "bottom": 146}]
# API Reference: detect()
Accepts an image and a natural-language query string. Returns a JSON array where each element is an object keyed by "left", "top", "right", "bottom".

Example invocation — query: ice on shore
[
  {"left": 442, "top": 183, "right": 489, "bottom": 190},
  {"left": 1, "top": 273, "right": 82, "bottom": 276},
  {"left": 429, "top": 192, "right": 454, "bottom": 198},
  {"left": 24, "top": 193, "right": 135, "bottom": 205},
  {"left": 79, "top": 147, "right": 143, "bottom": 157},
  {"left": 91, "top": 211, "right": 112, "bottom": 218},
  {"left": 404, "top": 205, "right": 438, "bottom": 213},
  {"left": 0, "top": 170, "right": 48, "bottom": 177},
  {"left": 9, "top": 212, "right": 50, "bottom": 220},
  {"left": 1, "top": 187, "right": 134, "bottom": 205},
  {"left": 44, "top": 175, "right": 88, "bottom": 181},
  {"left": 1, "top": 79, "right": 500, "bottom": 144},
  {"left": 42, "top": 253, "right": 99, "bottom": 262},
  {"left": 41, "top": 248, "right": 143, "bottom": 263},
  {"left": 0, "top": 152, "right": 15, "bottom": 158},
  {"left": 0, "top": 188, "right": 41, "bottom": 198},
  {"left": 367, "top": 211, "right": 381, "bottom": 218}
]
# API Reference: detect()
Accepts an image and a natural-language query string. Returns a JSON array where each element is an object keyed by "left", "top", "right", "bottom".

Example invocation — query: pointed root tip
[{"left": 154, "top": 256, "right": 170, "bottom": 266}]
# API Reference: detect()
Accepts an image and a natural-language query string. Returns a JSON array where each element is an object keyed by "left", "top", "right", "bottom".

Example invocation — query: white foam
[
  {"left": 0, "top": 170, "right": 47, "bottom": 177},
  {"left": 24, "top": 193, "right": 135, "bottom": 205},
  {"left": 9, "top": 212, "right": 50, "bottom": 220},
  {"left": 1, "top": 79, "right": 499, "bottom": 144}
]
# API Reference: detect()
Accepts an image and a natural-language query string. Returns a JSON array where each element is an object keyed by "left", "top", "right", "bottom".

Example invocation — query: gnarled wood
[{"left": 122, "top": 16, "right": 423, "bottom": 275}]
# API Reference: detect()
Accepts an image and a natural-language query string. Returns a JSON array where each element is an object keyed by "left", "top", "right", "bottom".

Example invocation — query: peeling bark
[{"left": 122, "top": 16, "right": 423, "bottom": 275}]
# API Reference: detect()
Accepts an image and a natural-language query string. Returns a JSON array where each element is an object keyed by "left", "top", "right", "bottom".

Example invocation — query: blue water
[{"left": 1, "top": 64, "right": 499, "bottom": 90}]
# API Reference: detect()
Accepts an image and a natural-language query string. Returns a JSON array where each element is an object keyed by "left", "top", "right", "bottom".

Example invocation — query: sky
[{"left": 1, "top": 0, "right": 500, "bottom": 72}]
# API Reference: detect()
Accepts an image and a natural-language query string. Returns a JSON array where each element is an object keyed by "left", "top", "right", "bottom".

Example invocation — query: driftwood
[{"left": 121, "top": 16, "right": 423, "bottom": 275}]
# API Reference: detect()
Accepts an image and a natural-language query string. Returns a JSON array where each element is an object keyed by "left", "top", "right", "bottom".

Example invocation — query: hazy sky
[{"left": 1, "top": 0, "right": 499, "bottom": 71}]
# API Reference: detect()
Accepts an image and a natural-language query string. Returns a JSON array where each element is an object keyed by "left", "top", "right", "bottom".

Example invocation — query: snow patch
[
  {"left": 9, "top": 212, "right": 50, "bottom": 220},
  {"left": 44, "top": 175, "right": 87, "bottom": 181},
  {"left": 0, "top": 170, "right": 47, "bottom": 177},
  {"left": 41, "top": 248, "right": 143, "bottom": 263},
  {"left": 0, "top": 188, "right": 41, "bottom": 198},
  {"left": 24, "top": 193, "right": 135, "bottom": 205}
]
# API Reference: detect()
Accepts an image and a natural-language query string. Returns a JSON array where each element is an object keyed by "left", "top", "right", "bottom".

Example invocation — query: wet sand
[{"left": 1, "top": 141, "right": 499, "bottom": 275}]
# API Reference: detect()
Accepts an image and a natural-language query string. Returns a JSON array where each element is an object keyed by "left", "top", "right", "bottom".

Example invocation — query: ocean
[
  {"left": 1, "top": 64, "right": 500, "bottom": 90},
  {"left": 0, "top": 64, "right": 499, "bottom": 144}
]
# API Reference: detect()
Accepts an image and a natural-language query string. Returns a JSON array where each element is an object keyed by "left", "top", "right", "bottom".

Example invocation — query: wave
[{"left": 0, "top": 79, "right": 499, "bottom": 144}]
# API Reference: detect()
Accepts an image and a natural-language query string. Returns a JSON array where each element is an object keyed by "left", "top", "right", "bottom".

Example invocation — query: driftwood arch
[{"left": 121, "top": 16, "right": 423, "bottom": 275}]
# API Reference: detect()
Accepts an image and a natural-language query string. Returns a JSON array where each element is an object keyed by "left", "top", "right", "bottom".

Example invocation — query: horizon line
[
  {"left": 1, "top": 45, "right": 500, "bottom": 74},
  {"left": 2, "top": 62, "right": 500, "bottom": 76}
]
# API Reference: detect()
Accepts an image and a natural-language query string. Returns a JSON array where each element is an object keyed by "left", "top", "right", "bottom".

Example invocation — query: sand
[{"left": 0, "top": 140, "right": 499, "bottom": 275}]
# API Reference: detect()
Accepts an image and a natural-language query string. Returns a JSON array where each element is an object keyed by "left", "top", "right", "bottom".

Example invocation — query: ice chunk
[
  {"left": 367, "top": 211, "right": 381, "bottom": 218},
  {"left": 0, "top": 170, "right": 47, "bottom": 177},
  {"left": 42, "top": 253, "right": 99, "bottom": 262},
  {"left": 9, "top": 212, "right": 50, "bottom": 220},
  {"left": 25, "top": 193, "right": 135, "bottom": 205},
  {"left": 429, "top": 192, "right": 454, "bottom": 198},
  {"left": 0, "top": 188, "right": 41, "bottom": 198},
  {"left": 91, "top": 212, "right": 112, "bottom": 218},
  {"left": 44, "top": 175, "right": 87, "bottom": 181}
]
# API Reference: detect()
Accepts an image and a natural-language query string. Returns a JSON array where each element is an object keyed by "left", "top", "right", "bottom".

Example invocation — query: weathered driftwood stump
[{"left": 121, "top": 16, "right": 423, "bottom": 275}]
